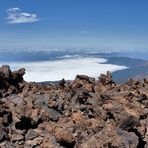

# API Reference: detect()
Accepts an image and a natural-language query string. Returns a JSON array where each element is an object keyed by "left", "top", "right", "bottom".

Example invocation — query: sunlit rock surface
[{"left": 0, "top": 65, "right": 147, "bottom": 148}]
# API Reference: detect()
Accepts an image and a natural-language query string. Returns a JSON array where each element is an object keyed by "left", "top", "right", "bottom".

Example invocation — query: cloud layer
[
  {"left": 2, "top": 57, "right": 128, "bottom": 82},
  {"left": 6, "top": 8, "right": 39, "bottom": 24}
]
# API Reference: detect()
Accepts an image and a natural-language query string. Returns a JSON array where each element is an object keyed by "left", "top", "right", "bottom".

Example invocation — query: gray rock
[
  {"left": 25, "top": 129, "right": 38, "bottom": 140},
  {"left": 34, "top": 95, "right": 48, "bottom": 107},
  {"left": 0, "top": 127, "right": 8, "bottom": 142},
  {"left": 44, "top": 107, "right": 61, "bottom": 121},
  {"left": 12, "top": 134, "right": 24, "bottom": 142},
  {"left": 117, "top": 128, "right": 139, "bottom": 148},
  {"left": 17, "top": 68, "right": 25, "bottom": 76},
  {"left": 119, "top": 115, "right": 138, "bottom": 130},
  {"left": 0, "top": 65, "right": 11, "bottom": 79}
]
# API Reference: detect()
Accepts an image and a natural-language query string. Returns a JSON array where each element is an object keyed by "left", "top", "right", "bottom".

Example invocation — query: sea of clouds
[{"left": 2, "top": 57, "right": 127, "bottom": 82}]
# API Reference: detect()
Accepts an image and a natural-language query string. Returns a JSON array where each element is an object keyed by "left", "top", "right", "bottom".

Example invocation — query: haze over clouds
[
  {"left": 2, "top": 57, "right": 127, "bottom": 82},
  {"left": 6, "top": 8, "right": 39, "bottom": 24}
]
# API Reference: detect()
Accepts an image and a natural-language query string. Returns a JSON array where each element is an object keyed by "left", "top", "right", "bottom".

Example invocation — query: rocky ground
[{"left": 0, "top": 65, "right": 148, "bottom": 148}]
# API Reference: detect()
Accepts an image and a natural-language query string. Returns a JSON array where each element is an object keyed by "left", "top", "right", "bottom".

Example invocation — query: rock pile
[
  {"left": 0, "top": 65, "right": 147, "bottom": 148},
  {"left": 0, "top": 65, "right": 25, "bottom": 97}
]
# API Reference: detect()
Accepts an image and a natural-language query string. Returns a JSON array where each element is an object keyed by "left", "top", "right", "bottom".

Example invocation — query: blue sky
[{"left": 0, "top": 0, "right": 148, "bottom": 51}]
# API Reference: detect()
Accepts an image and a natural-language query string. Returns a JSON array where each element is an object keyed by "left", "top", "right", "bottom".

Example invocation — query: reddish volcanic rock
[{"left": 0, "top": 65, "right": 147, "bottom": 147}]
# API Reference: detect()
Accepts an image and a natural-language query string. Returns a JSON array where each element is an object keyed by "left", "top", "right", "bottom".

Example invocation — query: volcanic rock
[{"left": 0, "top": 65, "right": 147, "bottom": 147}]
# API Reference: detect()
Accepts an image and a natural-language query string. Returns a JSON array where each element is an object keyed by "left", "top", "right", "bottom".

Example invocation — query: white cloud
[
  {"left": 6, "top": 8, "right": 39, "bottom": 24},
  {"left": 2, "top": 57, "right": 128, "bottom": 82}
]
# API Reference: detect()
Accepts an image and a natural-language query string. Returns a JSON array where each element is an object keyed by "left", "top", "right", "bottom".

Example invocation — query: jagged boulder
[
  {"left": 0, "top": 65, "right": 25, "bottom": 97},
  {"left": 0, "top": 66, "right": 147, "bottom": 147}
]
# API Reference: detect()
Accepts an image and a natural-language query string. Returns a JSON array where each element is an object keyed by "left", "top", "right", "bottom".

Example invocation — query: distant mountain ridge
[
  {"left": 105, "top": 57, "right": 148, "bottom": 82},
  {"left": 85, "top": 52, "right": 148, "bottom": 82},
  {"left": 0, "top": 50, "right": 148, "bottom": 82}
]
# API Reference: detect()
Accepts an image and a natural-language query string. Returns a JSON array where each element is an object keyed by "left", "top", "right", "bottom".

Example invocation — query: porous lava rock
[{"left": 0, "top": 65, "right": 147, "bottom": 148}]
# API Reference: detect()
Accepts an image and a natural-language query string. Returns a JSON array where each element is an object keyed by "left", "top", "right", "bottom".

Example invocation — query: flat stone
[
  {"left": 12, "top": 134, "right": 24, "bottom": 142},
  {"left": 26, "top": 137, "right": 43, "bottom": 147},
  {"left": 25, "top": 129, "right": 38, "bottom": 140}
]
